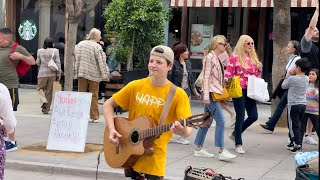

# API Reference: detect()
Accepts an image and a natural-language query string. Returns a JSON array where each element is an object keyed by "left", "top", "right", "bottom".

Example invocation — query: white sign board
[
  {"left": 190, "top": 24, "right": 214, "bottom": 59},
  {"left": 46, "top": 91, "right": 92, "bottom": 152}
]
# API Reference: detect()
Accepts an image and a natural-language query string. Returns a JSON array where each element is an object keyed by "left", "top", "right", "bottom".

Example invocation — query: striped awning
[{"left": 170, "top": 0, "right": 317, "bottom": 7}]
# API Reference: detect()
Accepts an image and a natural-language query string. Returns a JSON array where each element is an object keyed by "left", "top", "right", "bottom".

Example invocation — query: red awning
[{"left": 170, "top": 0, "right": 317, "bottom": 7}]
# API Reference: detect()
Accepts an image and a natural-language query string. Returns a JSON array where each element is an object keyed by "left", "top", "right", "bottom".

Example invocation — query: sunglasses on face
[
  {"left": 219, "top": 43, "right": 226, "bottom": 47},
  {"left": 244, "top": 42, "right": 254, "bottom": 46}
]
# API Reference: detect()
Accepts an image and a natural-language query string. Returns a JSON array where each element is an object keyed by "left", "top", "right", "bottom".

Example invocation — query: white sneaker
[
  {"left": 235, "top": 146, "right": 245, "bottom": 154},
  {"left": 175, "top": 136, "right": 189, "bottom": 145},
  {"left": 169, "top": 135, "right": 189, "bottom": 145},
  {"left": 194, "top": 148, "right": 214, "bottom": 158},
  {"left": 303, "top": 136, "right": 318, "bottom": 145},
  {"left": 219, "top": 149, "right": 237, "bottom": 161}
]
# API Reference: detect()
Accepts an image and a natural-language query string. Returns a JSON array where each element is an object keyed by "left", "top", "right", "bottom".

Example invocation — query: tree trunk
[
  {"left": 127, "top": 31, "right": 135, "bottom": 71},
  {"left": 64, "top": 22, "right": 78, "bottom": 91},
  {"left": 0, "top": 0, "right": 5, "bottom": 27},
  {"left": 64, "top": 0, "right": 101, "bottom": 90},
  {"left": 273, "top": 0, "right": 291, "bottom": 127}
]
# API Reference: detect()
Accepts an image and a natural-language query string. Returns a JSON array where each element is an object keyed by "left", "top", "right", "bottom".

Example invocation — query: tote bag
[
  {"left": 226, "top": 76, "right": 242, "bottom": 98},
  {"left": 247, "top": 75, "right": 269, "bottom": 102}
]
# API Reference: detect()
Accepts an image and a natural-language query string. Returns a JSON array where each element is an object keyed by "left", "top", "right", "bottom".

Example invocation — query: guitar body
[
  {"left": 103, "top": 112, "right": 213, "bottom": 169},
  {"left": 104, "top": 116, "right": 156, "bottom": 168}
]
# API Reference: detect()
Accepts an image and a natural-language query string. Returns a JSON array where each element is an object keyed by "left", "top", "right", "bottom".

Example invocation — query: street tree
[
  {"left": 0, "top": 0, "right": 6, "bottom": 27},
  {"left": 103, "top": 0, "right": 169, "bottom": 70},
  {"left": 272, "top": 0, "right": 291, "bottom": 127},
  {"left": 64, "top": 0, "right": 101, "bottom": 91}
]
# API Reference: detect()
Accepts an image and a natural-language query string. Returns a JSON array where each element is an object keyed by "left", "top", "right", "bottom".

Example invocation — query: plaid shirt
[
  {"left": 74, "top": 40, "right": 110, "bottom": 82},
  {"left": 203, "top": 51, "right": 229, "bottom": 101},
  {"left": 36, "top": 48, "right": 61, "bottom": 78}
]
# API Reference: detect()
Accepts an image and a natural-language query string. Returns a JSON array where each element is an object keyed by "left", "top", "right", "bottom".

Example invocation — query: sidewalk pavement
[{"left": 6, "top": 88, "right": 319, "bottom": 180}]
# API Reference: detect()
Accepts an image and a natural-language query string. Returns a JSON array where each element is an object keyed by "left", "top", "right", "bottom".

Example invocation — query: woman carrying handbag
[
  {"left": 193, "top": 35, "right": 236, "bottom": 161},
  {"left": 36, "top": 37, "right": 61, "bottom": 114}
]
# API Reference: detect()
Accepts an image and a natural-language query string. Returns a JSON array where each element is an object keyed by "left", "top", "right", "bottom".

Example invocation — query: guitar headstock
[{"left": 184, "top": 109, "right": 215, "bottom": 128}]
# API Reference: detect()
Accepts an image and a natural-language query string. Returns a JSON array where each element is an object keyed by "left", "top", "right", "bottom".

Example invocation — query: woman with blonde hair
[
  {"left": 225, "top": 35, "right": 262, "bottom": 154},
  {"left": 193, "top": 35, "right": 236, "bottom": 161}
]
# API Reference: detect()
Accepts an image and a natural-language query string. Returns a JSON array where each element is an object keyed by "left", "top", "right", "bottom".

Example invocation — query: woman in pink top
[{"left": 225, "top": 35, "right": 262, "bottom": 154}]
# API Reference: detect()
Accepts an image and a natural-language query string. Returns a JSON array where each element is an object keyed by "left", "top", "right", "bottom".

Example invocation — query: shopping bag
[
  {"left": 247, "top": 75, "right": 269, "bottom": 102},
  {"left": 226, "top": 76, "right": 242, "bottom": 98},
  {"left": 52, "top": 81, "right": 62, "bottom": 98}
]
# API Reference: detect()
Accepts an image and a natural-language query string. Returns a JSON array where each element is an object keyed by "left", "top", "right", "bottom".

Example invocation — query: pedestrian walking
[
  {"left": 103, "top": 45, "right": 192, "bottom": 179},
  {"left": 260, "top": 40, "right": 301, "bottom": 132},
  {"left": 225, "top": 35, "right": 262, "bottom": 154},
  {"left": 193, "top": 35, "right": 236, "bottom": 161},
  {"left": 36, "top": 37, "right": 61, "bottom": 114},
  {"left": 0, "top": 83, "right": 17, "bottom": 179},
  {"left": 282, "top": 58, "right": 310, "bottom": 153},
  {"left": 74, "top": 28, "right": 110, "bottom": 123},
  {"left": 169, "top": 44, "right": 201, "bottom": 145},
  {"left": 0, "top": 27, "right": 35, "bottom": 152}
]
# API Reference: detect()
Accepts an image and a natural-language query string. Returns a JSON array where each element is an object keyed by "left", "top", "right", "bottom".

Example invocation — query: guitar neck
[{"left": 139, "top": 119, "right": 186, "bottom": 140}]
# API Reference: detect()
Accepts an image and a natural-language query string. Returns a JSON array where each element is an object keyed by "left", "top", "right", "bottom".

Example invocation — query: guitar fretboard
[{"left": 138, "top": 119, "right": 186, "bottom": 140}]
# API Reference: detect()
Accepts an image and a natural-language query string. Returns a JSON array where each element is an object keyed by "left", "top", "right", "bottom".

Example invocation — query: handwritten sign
[{"left": 46, "top": 91, "right": 92, "bottom": 152}]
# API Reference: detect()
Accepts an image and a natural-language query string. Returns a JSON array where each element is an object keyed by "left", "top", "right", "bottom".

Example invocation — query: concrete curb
[
  {"left": 6, "top": 159, "right": 178, "bottom": 180},
  {"left": 6, "top": 159, "right": 124, "bottom": 179}
]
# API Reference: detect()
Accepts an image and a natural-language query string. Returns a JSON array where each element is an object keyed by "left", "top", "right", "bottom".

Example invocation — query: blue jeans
[
  {"left": 194, "top": 94, "right": 225, "bottom": 148},
  {"left": 266, "top": 90, "right": 288, "bottom": 129},
  {"left": 232, "top": 89, "right": 258, "bottom": 146}
]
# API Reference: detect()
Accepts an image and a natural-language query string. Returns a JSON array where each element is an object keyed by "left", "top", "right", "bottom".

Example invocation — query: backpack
[{"left": 8, "top": 43, "right": 31, "bottom": 77}]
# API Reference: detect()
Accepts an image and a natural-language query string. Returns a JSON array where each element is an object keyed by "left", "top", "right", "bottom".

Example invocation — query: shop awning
[{"left": 170, "top": 0, "right": 317, "bottom": 7}]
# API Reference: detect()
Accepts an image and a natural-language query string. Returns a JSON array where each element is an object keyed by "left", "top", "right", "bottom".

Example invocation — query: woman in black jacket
[{"left": 169, "top": 44, "right": 201, "bottom": 145}]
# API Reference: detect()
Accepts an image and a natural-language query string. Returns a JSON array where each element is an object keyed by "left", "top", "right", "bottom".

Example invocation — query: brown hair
[{"left": 172, "top": 44, "right": 188, "bottom": 60}]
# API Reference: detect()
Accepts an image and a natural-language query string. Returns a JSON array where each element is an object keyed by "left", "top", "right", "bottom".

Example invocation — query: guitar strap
[{"left": 159, "top": 83, "right": 177, "bottom": 125}]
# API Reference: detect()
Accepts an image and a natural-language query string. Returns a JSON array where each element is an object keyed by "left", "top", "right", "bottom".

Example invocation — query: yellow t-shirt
[{"left": 112, "top": 77, "right": 191, "bottom": 176}]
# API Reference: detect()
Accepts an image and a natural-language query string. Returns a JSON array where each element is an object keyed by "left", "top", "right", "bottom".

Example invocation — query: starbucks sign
[{"left": 18, "top": 19, "right": 37, "bottom": 41}]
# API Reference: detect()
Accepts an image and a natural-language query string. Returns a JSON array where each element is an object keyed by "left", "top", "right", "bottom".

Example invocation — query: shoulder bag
[
  {"left": 211, "top": 58, "right": 230, "bottom": 101},
  {"left": 48, "top": 50, "right": 58, "bottom": 71},
  {"left": 271, "top": 55, "right": 297, "bottom": 99},
  {"left": 8, "top": 43, "right": 31, "bottom": 77}
]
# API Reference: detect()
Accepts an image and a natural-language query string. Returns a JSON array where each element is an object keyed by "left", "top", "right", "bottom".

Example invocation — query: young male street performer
[{"left": 103, "top": 45, "right": 192, "bottom": 179}]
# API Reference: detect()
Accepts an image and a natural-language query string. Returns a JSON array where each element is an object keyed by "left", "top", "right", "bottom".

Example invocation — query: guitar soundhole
[{"left": 131, "top": 130, "right": 139, "bottom": 143}]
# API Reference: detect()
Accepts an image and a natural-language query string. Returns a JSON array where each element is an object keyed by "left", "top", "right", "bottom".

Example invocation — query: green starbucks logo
[{"left": 18, "top": 20, "right": 37, "bottom": 41}]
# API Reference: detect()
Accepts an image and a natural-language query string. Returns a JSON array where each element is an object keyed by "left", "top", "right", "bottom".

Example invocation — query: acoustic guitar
[{"left": 104, "top": 111, "right": 213, "bottom": 168}]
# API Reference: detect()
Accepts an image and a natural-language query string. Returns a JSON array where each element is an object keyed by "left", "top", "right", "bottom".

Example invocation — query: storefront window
[{"left": 17, "top": 0, "right": 100, "bottom": 54}]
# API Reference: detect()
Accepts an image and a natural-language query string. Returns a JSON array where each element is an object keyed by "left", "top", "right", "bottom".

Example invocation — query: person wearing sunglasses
[
  {"left": 103, "top": 45, "right": 192, "bottom": 179},
  {"left": 225, "top": 35, "right": 262, "bottom": 154},
  {"left": 193, "top": 35, "right": 236, "bottom": 161}
]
